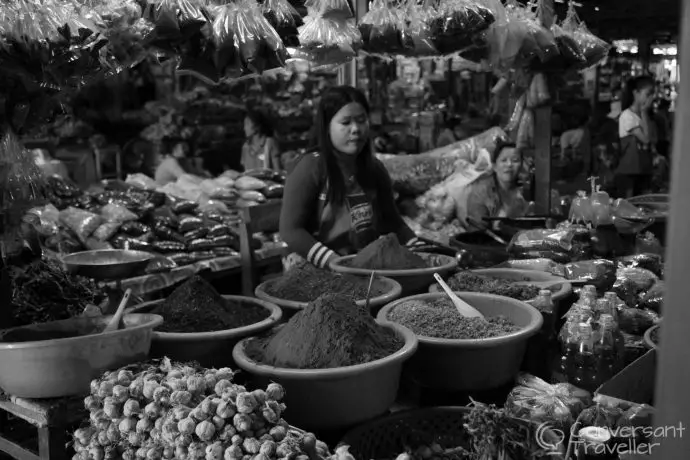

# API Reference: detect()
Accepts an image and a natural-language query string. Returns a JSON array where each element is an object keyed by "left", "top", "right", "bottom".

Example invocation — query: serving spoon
[
  {"left": 433, "top": 273, "right": 486, "bottom": 321},
  {"left": 364, "top": 271, "right": 376, "bottom": 311},
  {"left": 103, "top": 288, "right": 132, "bottom": 333}
]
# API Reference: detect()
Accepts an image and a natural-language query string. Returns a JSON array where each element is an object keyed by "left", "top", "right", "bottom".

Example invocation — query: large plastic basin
[
  {"left": 430, "top": 268, "right": 572, "bottom": 305},
  {"left": 232, "top": 323, "right": 418, "bottom": 431},
  {"left": 329, "top": 252, "right": 457, "bottom": 296},
  {"left": 254, "top": 275, "right": 402, "bottom": 314},
  {"left": 130, "top": 296, "right": 282, "bottom": 368},
  {"left": 0, "top": 313, "right": 162, "bottom": 398},
  {"left": 378, "top": 292, "right": 543, "bottom": 391}
]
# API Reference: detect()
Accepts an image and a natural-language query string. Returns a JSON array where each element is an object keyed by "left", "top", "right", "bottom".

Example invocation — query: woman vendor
[
  {"left": 154, "top": 140, "right": 207, "bottom": 186},
  {"left": 462, "top": 141, "right": 528, "bottom": 232},
  {"left": 241, "top": 109, "right": 281, "bottom": 171},
  {"left": 279, "top": 86, "right": 424, "bottom": 269}
]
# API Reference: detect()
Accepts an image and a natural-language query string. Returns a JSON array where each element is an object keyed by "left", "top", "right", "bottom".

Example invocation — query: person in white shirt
[{"left": 616, "top": 76, "right": 655, "bottom": 198}]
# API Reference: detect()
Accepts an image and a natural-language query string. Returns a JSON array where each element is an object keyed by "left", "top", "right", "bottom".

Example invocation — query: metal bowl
[{"left": 62, "top": 249, "right": 154, "bottom": 280}]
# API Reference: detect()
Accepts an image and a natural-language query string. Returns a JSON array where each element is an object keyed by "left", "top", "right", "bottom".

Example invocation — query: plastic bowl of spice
[
  {"left": 330, "top": 252, "right": 458, "bottom": 296},
  {"left": 128, "top": 277, "right": 282, "bottom": 367},
  {"left": 378, "top": 292, "right": 542, "bottom": 391},
  {"left": 430, "top": 268, "right": 572, "bottom": 308},
  {"left": 232, "top": 294, "right": 418, "bottom": 431},
  {"left": 255, "top": 271, "right": 402, "bottom": 314},
  {"left": 0, "top": 313, "right": 162, "bottom": 398}
]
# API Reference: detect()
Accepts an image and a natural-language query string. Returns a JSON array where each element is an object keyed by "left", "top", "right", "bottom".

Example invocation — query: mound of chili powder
[
  {"left": 151, "top": 276, "right": 269, "bottom": 333},
  {"left": 350, "top": 233, "right": 427, "bottom": 270},
  {"left": 246, "top": 293, "right": 403, "bottom": 369},
  {"left": 267, "top": 262, "right": 387, "bottom": 302}
]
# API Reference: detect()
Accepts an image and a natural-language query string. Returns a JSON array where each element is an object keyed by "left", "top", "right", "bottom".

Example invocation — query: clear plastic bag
[
  {"left": 550, "top": 24, "right": 586, "bottom": 68},
  {"left": 617, "top": 253, "right": 663, "bottom": 279},
  {"left": 212, "top": 3, "right": 243, "bottom": 80},
  {"left": 233, "top": 0, "right": 289, "bottom": 75},
  {"left": 296, "top": 15, "right": 359, "bottom": 67},
  {"left": 93, "top": 222, "right": 122, "bottom": 242},
  {"left": 58, "top": 207, "right": 104, "bottom": 243},
  {"left": 564, "top": 259, "right": 617, "bottom": 286},
  {"left": 262, "top": 0, "right": 302, "bottom": 47},
  {"left": 505, "top": 373, "right": 591, "bottom": 431},
  {"left": 618, "top": 305, "right": 660, "bottom": 335},
  {"left": 638, "top": 281, "right": 664, "bottom": 313},
  {"left": 427, "top": 0, "right": 495, "bottom": 55},
  {"left": 402, "top": 1, "right": 437, "bottom": 56},
  {"left": 516, "top": 108, "right": 534, "bottom": 148},
  {"left": 561, "top": 4, "right": 609, "bottom": 69},
  {"left": 505, "top": 94, "right": 526, "bottom": 132},
  {"left": 304, "top": 0, "right": 353, "bottom": 20},
  {"left": 100, "top": 203, "right": 138, "bottom": 222},
  {"left": 509, "top": 228, "right": 577, "bottom": 254},
  {"left": 359, "top": 0, "right": 412, "bottom": 55}
]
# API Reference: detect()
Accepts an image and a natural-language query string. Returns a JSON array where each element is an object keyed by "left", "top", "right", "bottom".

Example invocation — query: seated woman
[
  {"left": 462, "top": 141, "right": 528, "bottom": 232},
  {"left": 241, "top": 109, "right": 281, "bottom": 171},
  {"left": 154, "top": 140, "right": 202, "bottom": 186},
  {"left": 436, "top": 115, "right": 468, "bottom": 148}
]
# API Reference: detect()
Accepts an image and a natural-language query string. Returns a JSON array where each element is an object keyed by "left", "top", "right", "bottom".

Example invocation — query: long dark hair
[
  {"left": 245, "top": 109, "right": 274, "bottom": 138},
  {"left": 315, "top": 86, "right": 381, "bottom": 206},
  {"left": 621, "top": 76, "right": 654, "bottom": 111}
]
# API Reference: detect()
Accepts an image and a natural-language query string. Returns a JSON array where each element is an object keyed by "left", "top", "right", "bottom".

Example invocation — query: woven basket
[{"left": 340, "top": 406, "right": 566, "bottom": 460}]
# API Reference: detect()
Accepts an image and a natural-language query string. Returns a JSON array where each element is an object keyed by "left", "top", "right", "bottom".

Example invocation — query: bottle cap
[
  {"left": 578, "top": 426, "right": 611, "bottom": 444},
  {"left": 604, "top": 291, "right": 617, "bottom": 299},
  {"left": 599, "top": 313, "right": 614, "bottom": 324},
  {"left": 539, "top": 289, "right": 551, "bottom": 296},
  {"left": 578, "top": 322, "right": 592, "bottom": 334}
]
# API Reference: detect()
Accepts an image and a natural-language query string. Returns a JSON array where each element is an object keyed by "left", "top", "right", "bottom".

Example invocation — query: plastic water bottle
[
  {"left": 603, "top": 291, "right": 620, "bottom": 322},
  {"left": 552, "top": 317, "right": 579, "bottom": 383},
  {"left": 595, "top": 314, "right": 623, "bottom": 381},
  {"left": 570, "top": 323, "right": 602, "bottom": 392}
]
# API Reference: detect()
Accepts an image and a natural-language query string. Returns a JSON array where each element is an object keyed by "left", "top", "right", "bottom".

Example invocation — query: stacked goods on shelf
[{"left": 29, "top": 175, "right": 280, "bottom": 274}]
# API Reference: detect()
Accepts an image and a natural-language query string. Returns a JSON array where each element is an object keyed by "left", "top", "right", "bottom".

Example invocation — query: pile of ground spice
[
  {"left": 447, "top": 272, "right": 541, "bottom": 301},
  {"left": 387, "top": 298, "right": 520, "bottom": 339},
  {"left": 350, "top": 233, "right": 427, "bottom": 270},
  {"left": 267, "top": 262, "right": 387, "bottom": 302},
  {"left": 151, "top": 276, "right": 269, "bottom": 333},
  {"left": 246, "top": 293, "right": 403, "bottom": 369}
]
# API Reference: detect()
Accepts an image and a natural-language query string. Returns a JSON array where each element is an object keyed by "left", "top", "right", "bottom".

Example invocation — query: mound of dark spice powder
[
  {"left": 388, "top": 298, "right": 520, "bottom": 339},
  {"left": 350, "top": 233, "right": 427, "bottom": 270},
  {"left": 267, "top": 262, "right": 387, "bottom": 302},
  {"left": 151, "top": 276, "right": 269, "bottom": 333},
  {"left": 447, "top": 271, "right": 542, "bottom": 301},
  {"left": 246, "top": 293, "right": 403, "bottom": 369}
]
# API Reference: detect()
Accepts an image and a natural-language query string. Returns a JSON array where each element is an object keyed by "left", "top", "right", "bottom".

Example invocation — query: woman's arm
[
  {"left": 464, "top": 182, "right": 492, "bottom": 232},
  {"left": 279, "top": 154, "right": 337, "bottom": 268},
  {"left": 374, "top": 161, "right": 421, "bottom": 246},
  {"left": 164, "top": 157, "right": 187, "bottom": 181}
]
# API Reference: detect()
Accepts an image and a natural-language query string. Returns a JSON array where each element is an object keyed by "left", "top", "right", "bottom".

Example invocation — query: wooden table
[{"left": 0, "top": 394, "right": 86, "bottom": 460}]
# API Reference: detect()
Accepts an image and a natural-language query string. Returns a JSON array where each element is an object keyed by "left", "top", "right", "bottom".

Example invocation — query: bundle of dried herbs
[
  {"left": 151, "top": 276, "right": 269, "bottom": 333},
  {"left": 8, "top": 257, "right": 104, "bottom": 327}
]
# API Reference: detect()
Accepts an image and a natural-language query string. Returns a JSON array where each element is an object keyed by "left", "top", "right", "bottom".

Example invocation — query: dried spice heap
[
  {"left": 152, "top": 276, "right": 269, "bottom": 333},
  {"left": 247, "top": 293, "right": 403, "bottom": 369},
  {"left": 350, "top": 233, "right": 427, "bottom": 270},
  {"left": 267, "top": 262, "right": 387, "bottom": 302},
  {"left": 447, "top": 272, "right": 541, "bottom": 301},
  {"left": 388, "top": 298, "right": 520, "bottom": 340}
]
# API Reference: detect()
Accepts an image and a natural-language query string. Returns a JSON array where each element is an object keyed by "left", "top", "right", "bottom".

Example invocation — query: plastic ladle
[
  {"left": 102, "top": 288, "right": 132, "bottom": 334},
  {"left": 433, "top": 273, "right": 486, "bottom": 320},
  {"left": 364, "top": 271, "right": 376, "bottom": 311}
]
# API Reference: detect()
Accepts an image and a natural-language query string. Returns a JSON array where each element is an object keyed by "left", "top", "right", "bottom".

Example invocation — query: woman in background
[
  {"left": 154, "top": 140, "right": 194, "bottom": 186},
  {"left": 616, "top": 76, "right": 655, "bottom": 197},
  {"left": 280, "top": 86, "right": 423, "bottom": 269},
  {"left": 463, "top": 141, "right": 527, "bottom": 232},
  {"left": 242, "top": 109, "right": 281, "bottom": 171}
]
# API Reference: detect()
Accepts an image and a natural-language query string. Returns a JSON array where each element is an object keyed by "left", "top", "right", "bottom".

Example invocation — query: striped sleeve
[{"left": 307, "top": 241, "right": 337, "bottom": 268}]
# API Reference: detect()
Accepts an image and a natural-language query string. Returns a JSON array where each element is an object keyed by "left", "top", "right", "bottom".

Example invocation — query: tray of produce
[
  {"left": 330, "top": 234, "right": 458, "bottom": 295},
  {"left": 255, "top": 262, "right": 401, "bottom": 312},
  {"left": 129, "top": 276, "right": 282, "bottom": 367},
  {"left": 233, "top": 293, "right": 418, "bottom": 431},
  {"left": 430, "top": 268, "right": 572, "bottom": 303},
  {"left": 378, "top": 292, "right": 542, "bottom": 391}
]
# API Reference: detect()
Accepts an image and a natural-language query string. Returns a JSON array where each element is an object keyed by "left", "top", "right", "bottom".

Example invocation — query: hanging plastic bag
[
  {"left": 232, "top": 0, "right": 289, "bottom": 75},
  {"left": 304, "top": 0, "right": 353, "bottom": 20},
  {"left": 550, "top": 24, "right": 586, "bottom": 68},
  {"left": 359, "top": 0, "right": 412, "bottom": 55},
  {"left": 569, "top": 191, "right": 592, "bottom": 224},
  {"left": 561, "top": 4, "right": 610, "bottom": 69},
  {"left": 516, "top": 108, "right": 534, "bottom": 149},
  {"left": 427, "top": 0, "right": 495, "bottom": 55},
  {"left": 296, "top": 15, "right": 359, "bottom": 67},
  {"left": 401, "top": 2, "right": 437, "bottom": 57},
  {"left": 505, "top": 94, "right": 526, "bottom": 132},
  {"left": 263, "top": 0, "right": 302, "bottom": 47},
  {"left": 212, "top": 3, "right": 244, "bottom": 80}
]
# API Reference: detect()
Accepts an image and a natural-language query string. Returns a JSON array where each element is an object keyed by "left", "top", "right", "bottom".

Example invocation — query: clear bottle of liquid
[
  {"left": 570, "top": 323, "right": 602, "bottom": 392},
  {"left": 552, "top": 317, "right": 580, "bottom": 383},
  {"left": 533, "top": 289, "right": 554, "bottom": 314},
  {"left": 600, "top": 313, "right": 626, "bottom": 371},
  {"left": 603, "top": 292, "right": 620, "bottom": 322},
  {"left": 593, "top": 298, "right": 610, "bottom": 323},
  {"left": 582, "top": 285, "right": 598, "bottom": 303},
  {"left": 564, "top": 296, "right": 595, "bottom": 323},
  {"left": 595, "top": 314, "right": 620, "bottom": 383}
]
